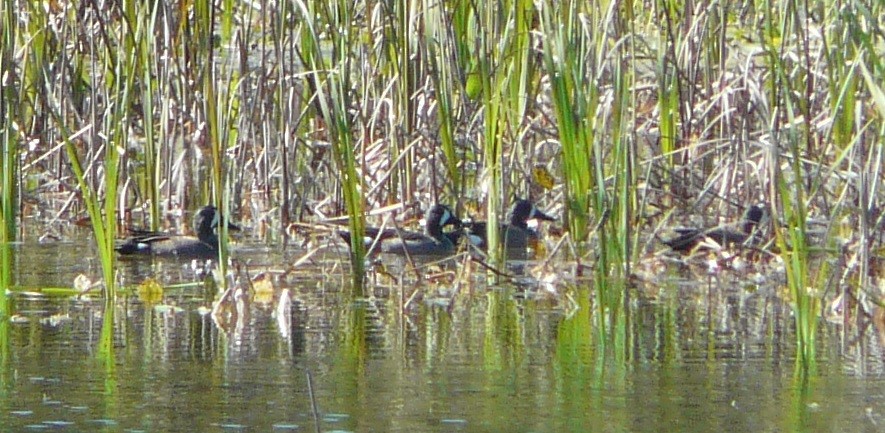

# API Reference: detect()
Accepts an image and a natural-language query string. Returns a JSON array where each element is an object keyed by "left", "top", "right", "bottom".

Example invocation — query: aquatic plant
[
  {"left": 538, "top": 3, "right": 594, "bottom": 246},
  {"left": 1, "top": 0, "right": 19, "bottom": 309},
  {"left": 2, "top": 0, "right": 885, "bottom": 372},
  {"left": 295, "top": 0, "right": 367, "bottom": 286}
]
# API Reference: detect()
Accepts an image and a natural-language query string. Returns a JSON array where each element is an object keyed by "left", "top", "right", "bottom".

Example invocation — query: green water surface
[{"left": 0, "top": 241, "right": 882, "bottom": 433}]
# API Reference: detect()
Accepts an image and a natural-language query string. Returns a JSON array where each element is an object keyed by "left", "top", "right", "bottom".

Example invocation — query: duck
[
  {"left": 463, "top": 199, "right": 556, "bottom": 250},
  {"left": 336, "top": 204, "right": 462, "bottom": 255},
  {"left": 115, "top": 206, "right": 240, "bottom": 258},
  {"left": 662, "top": 204, "right": 765, "bottom": 253}
]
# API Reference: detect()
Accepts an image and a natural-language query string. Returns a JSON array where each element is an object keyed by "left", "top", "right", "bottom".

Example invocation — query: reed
[
  {"left": 424, "top": 18, "right": 461, "bottom": 198},
  {"left": 1, "top": 9, "right": 13, "bottom": 307},
  {"left": 538, "top": 2, "right": 594, "bottom": 245},
  {"left": 295, "top": 0, "right": 366, "bottom": 286},
  {"left": 136, "top": 1, "right": 162, "bottom": 230},
  {"left": 476, "top": 6, "right": 503, "bottom": 268},
  {"left": 539, "top": 1, "right": 637, "bottom": 345},
  {"left": 762, "top": 0, "right": 819, "bottom": 370},
  {"left": 483, "top": 290, "right": 525, "bottom": 369},
  {"left": 605, "top": 3, "right": 639, "bottom": 346},
  {"left": 97, "top": 299, "right": 116, "bottom": 392},
  {"left": 0, "top": 242, "right": 8, "bottom": 319},
  {"left": 196, "top": 0, "right": 239, "bottom": 272},
  {"left": 60, "top": 120, "right": 122, "bottom": 298},
  {"left": 555, "top": 286, "right": 594, "bottom": 371},
  {"left": 7, "top": 0, "right": 885, "bottom": 372},
  {"left": 1, "top": 0, "right": 14, "bottom": 249},
  {"left": 856, "top": 31, "right": 885, "bottom": 317},
  {"left": 385, "top": 0, "right": 416, "bottom": 202},
  {"left": 55, "top": 0, "right": 154, "bottom": 297},
  {"left": 656, "top": 0, "right": 680, "bottom": 179},
  {"left": 500, "top": 0, "right": 538, "bottom": 265}
]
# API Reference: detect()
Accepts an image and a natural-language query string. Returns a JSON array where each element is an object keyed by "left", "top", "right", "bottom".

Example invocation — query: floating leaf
[
  {"left": 530, "top": 237, "right": 547, "bottom": 257},
  {"left": 137, "top": 278, "right": 164, "bottom": 304},
  {"left": 73, "top": 274, "right": 92, "bottom": 293},
  {"left": 252, "top": 273, "right": 275, "bottom": 305}
]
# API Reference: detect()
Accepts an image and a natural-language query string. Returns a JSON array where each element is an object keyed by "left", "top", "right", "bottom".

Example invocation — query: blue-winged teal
[
  {"left": 115, "top": 206, "right": 240, "bottom": 258},
  {"left": 464, "top": 199, "right": 556, "bottom": 250},
  {"left": 338, "top": 204, "right": 462, "bottom": 255},
  {"left": 663, "top": 204, "right": 765, "bottom": 252}
]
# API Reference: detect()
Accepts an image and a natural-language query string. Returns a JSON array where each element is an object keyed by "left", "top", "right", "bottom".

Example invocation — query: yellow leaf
[
  {"left": 533, "top": 165, "right": 555, "bottom": 190},
  {"left": 137, "top": 278, "right": 164, "bottom": 304},
  {"left": 530, "top": 237, "right": 547, "bottom": 258},
  {"left": 252, "top": 274, "right": 275, "bottom": 305}
]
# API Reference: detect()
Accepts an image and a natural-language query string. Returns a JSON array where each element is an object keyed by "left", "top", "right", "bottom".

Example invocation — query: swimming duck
[
  {"left": 663, "top": 204, "right": 765, "bottom": 253},
  {"left": 115, "top": 206, "right": 240, "bottom": 258},
  {"left": 340, "top": 204, "right": 462, "bottom": 255},
  {"left": 464, "top": 199, "right": 556, "bottom": 250}
]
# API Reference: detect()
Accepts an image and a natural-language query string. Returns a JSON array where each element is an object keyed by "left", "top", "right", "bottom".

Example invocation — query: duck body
[
  {"left": 116, "top": 206, "right": 239, "bottom": 259},
  {"left": 465, "top": 199, "right": 556, "bottom": 250},
  {"left": 336, "top": 226, "right": 399, "bottom": 248},
  {"left": 334, "top": 204, "right": 463, "bottom": 255},
  {"left": 663, "top": 204, "right": 765, "bottom": 253},
  {"left": 378, "top": 205, "right": 463, "bottom": 256}
]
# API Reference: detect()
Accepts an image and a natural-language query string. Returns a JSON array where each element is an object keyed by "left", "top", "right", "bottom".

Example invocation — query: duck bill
[
  {"left": 439, "top": 208, "right": 462, "bottom": 228},
  {"left": 530, "top": 207, "right": 556, "bottom": 222}
]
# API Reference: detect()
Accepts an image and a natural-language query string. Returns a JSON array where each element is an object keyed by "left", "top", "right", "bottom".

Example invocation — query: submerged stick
[{"left": 306, "top": 369, "right": 320, "bottom": 433}]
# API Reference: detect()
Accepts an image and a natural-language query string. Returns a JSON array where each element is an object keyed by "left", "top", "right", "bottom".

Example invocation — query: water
[{"left": 1, "top": 238, "right": 884, "bottom": 432}]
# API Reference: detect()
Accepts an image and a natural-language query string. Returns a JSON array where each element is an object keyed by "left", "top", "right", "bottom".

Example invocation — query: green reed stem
[
  {"left": 483, "top": 291, "right": 524, "bottom": 369},
  {"left": 426, "top": 39, "right": 461, "bottom": 196},
  {"left": 764, "top": 1, "right": 817, "bottom": 371},
  {"left": 296, "top": 0, "right": 366, "bottom": 287},
  {"left": 196, "top": 0, "right": 239, "bottom": 271},
  {"left": 97, "top": 299, "right": 116, "bottom": 396},
  {"left": 0, "top": 0, "right": 16, "bottom": 316},
  {"left": 0, "top": 130, "right": 13, "bottom": 248},
  {"left": 555, "top": 286, "right": 594, "bottom": 370},
  {"left": 477, "top": 0, "right": 534, "bottom": 268},
  {"left": 0, "top": 242, "right": 9, "bottom": 321},
  {"left": 390, "top": 0, "right": 414, "bottom": 202},
  {"left": 137, "top": 0, "right": 161, "bottom": 229},
  {"left": 1, "top": 0, "right": 15, "bottom": 247},
  {"left": 605, "top": 21, "right": 636, "bottom": 353},
  {"left": 539, "top": 2, "right": 593, "bottom": 244},
  {"left": 657, "top": 1, "right": 679, "bottom": 175},
  {"left": 477, "top": 18, "right": 502, "bottom": 268},
  {"left": 56, "top": 0, "right": 146, "bottom": 297},
  {"left": 61, "top": 127, "right": 120, "bottom": 297}
]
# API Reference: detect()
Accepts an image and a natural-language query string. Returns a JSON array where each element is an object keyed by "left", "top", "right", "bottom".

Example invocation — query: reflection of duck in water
[
  {"left": 663, "top": 204, "right": 765, "bottom": 253},
  {"left": 116, "top": 206, "right": 240, "bottom": 258},
  {"left": 463, "top": 199, "right": 556, "bottom": 250},
  {"left": 336, "top": 204, "right": 463, "bottom": 255}
]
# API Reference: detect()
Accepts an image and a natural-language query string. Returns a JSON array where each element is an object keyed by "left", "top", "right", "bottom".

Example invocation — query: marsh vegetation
[{"left": 1, "top": 1, "right": 884, "bottom": 425}]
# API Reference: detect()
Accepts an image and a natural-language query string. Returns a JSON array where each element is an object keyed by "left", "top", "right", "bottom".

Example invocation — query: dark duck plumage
[
  {"left": 336, "top": 204, "right": 463, "bottom": 255},
  {"left": 663, "top": 204, "right": 765, "bottom": 253},
  {"left": 464, "top": 199, "right": 556, "bottom": 250},
  {"left": 115, "top": 206, "right": 240, "bottom": 258}
]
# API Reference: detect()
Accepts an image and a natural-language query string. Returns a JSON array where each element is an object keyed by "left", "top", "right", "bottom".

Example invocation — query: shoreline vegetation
[{"left": 1, "top": 1, "right": 883, "bottom": 369}]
